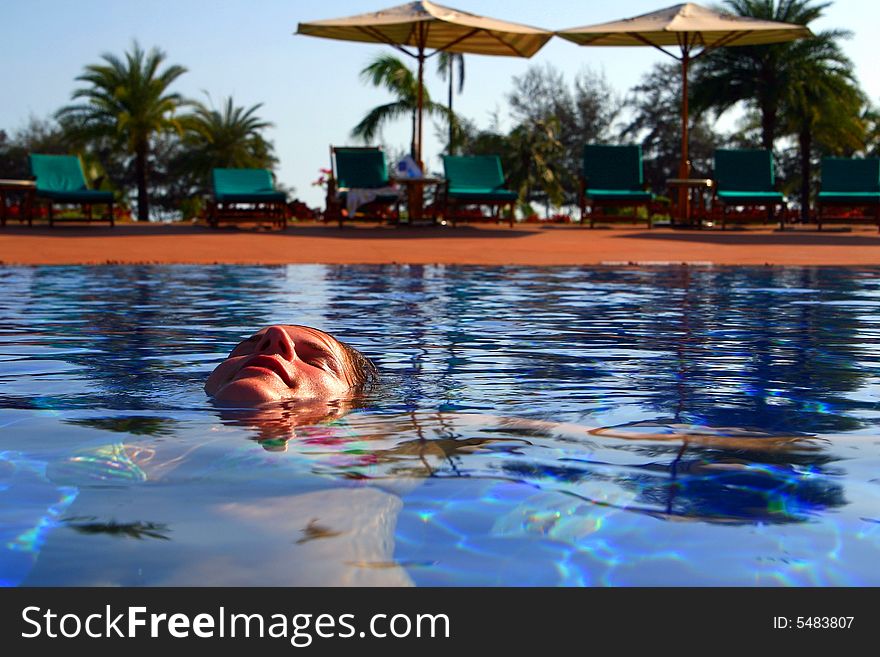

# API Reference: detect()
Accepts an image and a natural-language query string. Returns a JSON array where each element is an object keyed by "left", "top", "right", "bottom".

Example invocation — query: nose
[{"left": 256, "top": 325, "right": 295, "bottom": 360}]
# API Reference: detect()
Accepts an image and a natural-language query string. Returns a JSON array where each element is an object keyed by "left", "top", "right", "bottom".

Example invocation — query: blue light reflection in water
[{"left": 1, "top": 264, "right": 879, "bottom": 586}]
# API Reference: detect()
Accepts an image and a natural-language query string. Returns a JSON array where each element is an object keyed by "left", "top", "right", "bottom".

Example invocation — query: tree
[
  {"left": 507, "top": 116, "right": 566, "bottom": 213},
  {"left": 780, "top": 45, "right": 864, "bottom": 220},
  {"left": 437, "top": 52, "right": 465, "bottom": 154},
  {"left": 863, "top": 105, "right": 880, "bottom": 158},
  {"left": 622, "top": 62, "right": 721, "bottom": 191},
  {"left": 507, "top": 64, "right": 623, "bottom": 205},
  {"left": 0, "top": 117, "right": 72, "bottom": 179},
  {"left": 691, "top": 0, "right": 849, "bottom": 150},
  {"left": 182, "top": 96, "right": 276, "bottom": 176},
  {"left": 353, "top": 54, "right": 450, "bottom": 157},
  {"left": 143, "top": 97, "right": 278, "bottom": 219},
  {"left": 58, "top": 42, "right": 187, "bottom": 221}
]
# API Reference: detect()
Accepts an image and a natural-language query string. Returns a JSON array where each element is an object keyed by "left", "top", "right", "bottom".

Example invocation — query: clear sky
[{"left": 1, "top": 0, "right": 876, "bottom": 209}]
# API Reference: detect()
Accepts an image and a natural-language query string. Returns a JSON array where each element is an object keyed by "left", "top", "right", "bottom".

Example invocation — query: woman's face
[{"left": 205, "top": 325, "right": 356, "bottom": 404}]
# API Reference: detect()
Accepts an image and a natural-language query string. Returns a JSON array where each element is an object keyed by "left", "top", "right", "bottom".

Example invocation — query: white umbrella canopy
[
  {"left": 558, "top": 2, "right": 811, "bottom": 48},
  {"left": 558, "top": 3, "right": 813, "bottom": 182},
  {"left": 297, "top": 1, "right": 552, "bottom": 165}
]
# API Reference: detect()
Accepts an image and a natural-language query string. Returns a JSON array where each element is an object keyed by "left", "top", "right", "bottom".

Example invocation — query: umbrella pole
[
  {"left": 680, "top": 51, "right": 689, "bottom": 178},
  {"left": 678, "top": 49, "right": 691, "bottom": 225},
  {"left": 417, "top": 46, "right": 425, "bottom": 170}
]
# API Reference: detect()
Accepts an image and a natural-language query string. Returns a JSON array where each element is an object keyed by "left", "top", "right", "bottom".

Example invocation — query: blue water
[{"left": 1, "top": 264, "right": 879, "bottom": 586}]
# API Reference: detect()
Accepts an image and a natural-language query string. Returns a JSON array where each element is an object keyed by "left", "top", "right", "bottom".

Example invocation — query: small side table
[
  {"left": 666, "top": 178, "right": 714, "bottom": 227},
  {"left": 0, "top": 179, "right": 36, "bottom": 227},
  {"left": 391, "top": 176, "right": 445, "bottom": 225}
]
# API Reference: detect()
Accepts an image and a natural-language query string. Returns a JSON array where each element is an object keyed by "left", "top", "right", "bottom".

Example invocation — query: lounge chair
[
  {"left": 712, "top": 149, "right": 785, "bottom": 230},
  {"left": 328, "top": 146, "right": 400, "bottom": 227},
  {"left": 440, "top": 155, "right": 517, "bottom": 227},
  {"left": 816, "top": 157, "right": 880, "bottom": 232},
  {"left": 29, "top": 154, "right": 114, "bottom": 227},
  {"left": 579, "top": 144, "right": 653, "bottom": 228},
  {"left": 210, "top": 168, "right": 287, "bottom": 229}
]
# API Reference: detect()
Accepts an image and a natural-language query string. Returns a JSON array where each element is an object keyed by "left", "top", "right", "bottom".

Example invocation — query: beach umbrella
[
  {"left": 558, "top": 3, "right": 812, "bottom": 181},
  {"left": 297, "top": 1, "right": 551, "bottom": 166}
]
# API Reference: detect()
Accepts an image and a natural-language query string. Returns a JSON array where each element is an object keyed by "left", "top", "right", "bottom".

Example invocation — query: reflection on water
[
  {"left": 64, "top": 519, "right": 171, "bottom": 541},
  {"left": 1, "top": 265, "right": 880, "bottom": 586}
]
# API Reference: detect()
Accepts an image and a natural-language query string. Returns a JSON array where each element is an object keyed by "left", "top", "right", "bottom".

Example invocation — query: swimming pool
[{"left": 1, "top": 264, "right": 879, "bottom": 586}]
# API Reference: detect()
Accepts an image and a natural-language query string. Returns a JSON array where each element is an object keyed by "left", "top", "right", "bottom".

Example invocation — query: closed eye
[
  {"left": 296, "top": 342, "right": 341, "bottom": 374},
  {"left": 305, "top": 355, "right": 339, "bottom": 374}
]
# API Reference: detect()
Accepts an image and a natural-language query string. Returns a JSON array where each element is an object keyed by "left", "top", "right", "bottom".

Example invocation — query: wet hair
[{"left": 336, "top": 338, "right": 379, "bottom": 389}]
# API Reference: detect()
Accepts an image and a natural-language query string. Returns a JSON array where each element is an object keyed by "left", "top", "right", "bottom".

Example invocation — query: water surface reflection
[{"left": 1, "top": 265, "right": 879, "bottom": 586}]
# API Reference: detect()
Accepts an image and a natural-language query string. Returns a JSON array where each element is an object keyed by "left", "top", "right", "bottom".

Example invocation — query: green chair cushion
[
  {"left": 443, "top": 155, "right": 508, "bottom": 191},
  {"left": 38, "top": 189, "right": 113, "bottom": 203},
  {"left": 817, "top": 192, "right": 880, "bottom": 204},
  {"left": 714, "top": 149, "right": 776, "bottom": 192},
  {"left": 447, "top": 187, "right": 517, "bottom": 202},
  {"left": 30, "top": 154, "right": 91, "bottom": 193},
  {"left": 820, "top": 158, "right": 880, "bottom": 194},
  {"left": 334, "top": 148, "right": 389, "bottom": 189},
  {"left": 586, "top": 188, "right": 652, "bottom": 201},
  {"left": 212, "top": 168, "right": 283, "bottom": 200},
  {"left": 717, "top": 190, "right": 783, "bottom": 203},
  {"left": 583, "top": 144, "right": 644, "bottom": 190},
  {"left": 215, "top": 191, "right": 286, "bottom": 203}
]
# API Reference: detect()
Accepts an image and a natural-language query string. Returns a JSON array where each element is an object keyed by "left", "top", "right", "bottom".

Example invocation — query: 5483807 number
[{"left": 796, "top": 617, "right": 853, "bottom": 629}]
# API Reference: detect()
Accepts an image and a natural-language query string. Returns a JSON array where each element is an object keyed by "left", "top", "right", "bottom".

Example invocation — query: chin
[{"left": 213, "top": 378, "right": 287, "bottom": 404}]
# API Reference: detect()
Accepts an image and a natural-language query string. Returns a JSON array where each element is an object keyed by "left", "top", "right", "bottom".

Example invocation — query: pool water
[{"left": 1, "top": 264, "right": 879, "bottom": 586}]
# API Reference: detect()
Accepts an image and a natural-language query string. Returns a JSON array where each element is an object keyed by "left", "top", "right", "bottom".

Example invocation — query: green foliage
[
  {"left": 49, "top": 44, "right": 280, "bottom": 222},
  {"left": 182, "top": 97, "right": 276, "bottom": 170},
  {"left": 692, "top": 1, "right": 854, "bottom": 147},
  {"left": 171, "top": 96, "right": 277, "bottom": 195},
  {"left": 690, "top": 1, "right": 866, "bottom": 218},
  {"left": 458, "top": 64, "right": 622, "bottom": 215},
  {"left": 437, "top": 52, "right": 465, "bottom": 154},
  {"left": 622, "top": 62, "right": 721, "bottom": 189},
  {"left": 507, "top": 64, "right": 623, "bottom": 203},
  {"left": 57, "top": 42, "right": 187, "bottom": 220},
  {"left": 506, "top": 116, "right": 566, "bottom": 207},
  {"left": 0, "top": 117, "right": 72, "bottom": 179},
  {"left": 353, "top": 54, "right": 452, "bottom": 156},
  {"left": 782, "top": 42, "right": 865, "bottom": 218},
  {"left": 862, "top": 106, "right": 880, "bottom": 159},
  {"left": 151, "top": 97, "right": 277, "bottom": 218}
]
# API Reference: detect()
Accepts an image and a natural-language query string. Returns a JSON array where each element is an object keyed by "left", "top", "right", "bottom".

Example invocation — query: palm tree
[
  {"left": 58, "top": 42, "right": 187, "bottom": 221},
  {"left": 506, "top": 116, "right": 566, "bottom": 212},
  {"left": 691, "top": 0, "right": 850, "bottom": 150},
  {"left": 437, "top": 52, "right": 465, "bottom": 154},
  {"left": 182, "top": 96, "right": 277, "bottom": 176},
  {"left": 779, "top": 43, "right": 864, "bottom": 220},
  {"left": 353, "top": 54, "right": 448, "bottom": 157}
]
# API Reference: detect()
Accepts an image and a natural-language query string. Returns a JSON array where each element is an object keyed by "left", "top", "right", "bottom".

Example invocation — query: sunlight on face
[{"left": 205, "top": 325, "right": 357, "bottom": 404}]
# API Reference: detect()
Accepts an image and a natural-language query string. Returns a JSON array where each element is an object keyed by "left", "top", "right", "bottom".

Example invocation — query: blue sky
[{"left": 1, "top": 0, "right": 876, "bottom": 209}]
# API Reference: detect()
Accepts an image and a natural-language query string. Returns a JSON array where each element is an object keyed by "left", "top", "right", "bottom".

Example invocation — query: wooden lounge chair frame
[
  {"left": 439, "top": 155, "right": 516, "bottom": 228},
  {"left": 815, "top": 157, "right": 880, "bottom": 232},
  {"left": 579, "top": 144, "right": 653, "bottom": 229},
  {"left": 209, "top": 168, "right": 287, "bottom": 229},
  {"left": 29, "top": 154, "right": 114, "bottom": 227},
  {"left": 711, "top": 149, "right": 785, "bottom": 231},
  {"left": 327, "top": 146, "right": 400, "bottom": 227}
]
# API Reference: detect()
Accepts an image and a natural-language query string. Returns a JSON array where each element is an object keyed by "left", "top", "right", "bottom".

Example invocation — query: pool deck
[{"left": 1, "top": 221, "right": 879, "bottom": 266}]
